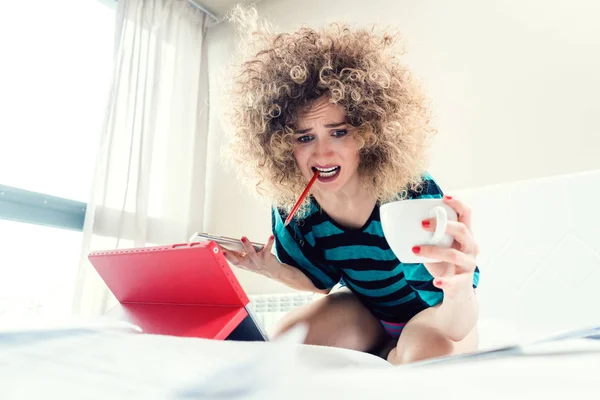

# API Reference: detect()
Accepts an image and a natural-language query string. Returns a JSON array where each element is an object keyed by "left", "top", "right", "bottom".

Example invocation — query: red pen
[{"left": 284, "top": 170, "right": 319, "bottom": 226}]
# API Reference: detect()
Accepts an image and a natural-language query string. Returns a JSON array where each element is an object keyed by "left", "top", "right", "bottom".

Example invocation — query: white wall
[
  {"left": 204, "top": 0, "right": 600, "bottom": 293},
  {"left": 204, "top": 19, "right": 281, "bottom": 293}
]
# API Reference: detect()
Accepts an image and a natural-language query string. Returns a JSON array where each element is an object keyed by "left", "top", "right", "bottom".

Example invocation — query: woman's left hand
[{"left": 415, "top": 195, "right": 479, "bottom": 296}]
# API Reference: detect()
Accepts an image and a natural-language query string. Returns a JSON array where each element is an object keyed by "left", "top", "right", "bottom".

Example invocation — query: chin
[{"left": 315, "top": 177, "right": 347, "bottom": 193}]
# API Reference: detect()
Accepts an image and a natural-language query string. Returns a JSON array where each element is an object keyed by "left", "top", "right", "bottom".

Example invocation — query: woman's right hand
[{"left": 221, "top": 234, "right": 280, "bottom": 278}]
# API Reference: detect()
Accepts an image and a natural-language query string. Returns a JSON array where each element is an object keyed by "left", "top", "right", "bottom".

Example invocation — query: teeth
[
  {"left": 320, "top": 170, "right": 337, "bottom": 177},
  {"left": 315, "top": 166, "right": 339, "bottom": 172},
  {"left": 315, "top": 166, "right": 340, "bottom": 177}
]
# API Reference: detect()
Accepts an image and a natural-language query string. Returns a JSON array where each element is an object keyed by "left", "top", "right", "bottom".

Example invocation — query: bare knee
[
  {"left": 388, "top": 325, "right": 454, "bottom": 365},
  {"left": 271, "top": 291, "right": 385, "bottom": 352}
]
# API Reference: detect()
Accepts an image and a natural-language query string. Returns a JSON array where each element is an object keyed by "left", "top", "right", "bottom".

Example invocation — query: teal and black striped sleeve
[
  {"left": 402, "top": 174, "right": 481, "bottom": 306},
  {"left": 271, "top": 206, "right": 342, "bottom": 290}
]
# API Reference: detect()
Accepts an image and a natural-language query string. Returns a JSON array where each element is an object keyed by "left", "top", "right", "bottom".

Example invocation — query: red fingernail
[
  {"left": 412, "top": 246, "right": 421, "bottom": 254},
  {"left": 445, "top": 195, "right": 453, "bottom": 200},
  {"left": 421, "top": 220, "right": 431, "bottom": 228},
  {"left": 269, "top": 235, "right": 274, "bottom": 241},
  {"left": 241, "top": 237, "right": 247, "bottom": 242},
  {"left": 222, "top": 251, "right": 227, "bottom": 256},
  {"left": 435, "top": 279, "right": 443, "bottom": 286}
]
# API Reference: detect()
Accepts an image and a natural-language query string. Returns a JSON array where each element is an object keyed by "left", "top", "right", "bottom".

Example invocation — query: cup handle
[{"left": 429, "top": 206, "right": 448, "bottom": 244}]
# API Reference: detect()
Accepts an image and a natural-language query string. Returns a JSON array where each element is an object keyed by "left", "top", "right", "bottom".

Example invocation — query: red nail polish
[
  {"left": 269, "top": 235, "right": 274, "bottom": 241},
  {"left": 241, "top": 237, "right": 247, "bottom": 242},
  {"left": 412, "top": 246, "right": 421, "bottom": 254},
  {"left": 445, "top": 195, "right": 453, "bottom": 200},
  {"left": 436, "top": 279, "right": 443, "bottom": 286},
  {"left": 223, "top": 251, "right": 227, "bottom": 256},
  {"left": 421, "top": 220, "right": 431, "bottom": 228}
]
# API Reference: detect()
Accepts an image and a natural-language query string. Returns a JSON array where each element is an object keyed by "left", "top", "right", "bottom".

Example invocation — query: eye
[
  {"left": 332, "top": 129, "right": 348, "bottom": 138},
  {"left": 297, "top": 135, "right": 314, "bottom": 143}
]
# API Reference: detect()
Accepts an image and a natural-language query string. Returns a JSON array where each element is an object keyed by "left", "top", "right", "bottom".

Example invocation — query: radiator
[{"left": 247, "top": 292, "right": 322, "bottom": 335}]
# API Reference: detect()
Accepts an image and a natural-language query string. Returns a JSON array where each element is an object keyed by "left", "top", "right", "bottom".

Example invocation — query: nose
[{"left": 314, "top": 137, "right": 334, "bottom": 158}]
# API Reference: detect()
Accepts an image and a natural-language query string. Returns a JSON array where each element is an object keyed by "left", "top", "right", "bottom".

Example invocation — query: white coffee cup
[{"left": 380, "top": 198, "right": 457, "bottom": 264}]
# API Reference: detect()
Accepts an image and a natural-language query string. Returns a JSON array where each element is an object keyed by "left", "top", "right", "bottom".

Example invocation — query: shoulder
[
  {"left": 271, "top": 198, "right": 321, "bottom": 233},
  {"left": 406, "top": 171, "right": 444, "bottom": 199}
]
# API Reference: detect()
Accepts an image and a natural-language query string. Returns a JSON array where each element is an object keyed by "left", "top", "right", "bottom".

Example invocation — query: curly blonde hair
[{"left": 221, "top": 7, "right": 436, "bottom": 215}]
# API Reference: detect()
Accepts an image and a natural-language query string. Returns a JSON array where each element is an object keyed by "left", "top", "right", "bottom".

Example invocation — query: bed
[
  {"left": 2, "top": 321, "right": 599, "bottom": 399},
  {"left": 3, "top": 170, "right": 600, "bottom": 398}
]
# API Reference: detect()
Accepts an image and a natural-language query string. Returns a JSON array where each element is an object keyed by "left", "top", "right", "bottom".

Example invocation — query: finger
[
  {"left": 422, "top": 262, "right": 451, "bottom": 280},
  {"left": 221, "top": 248, "right": 241, "bottom": 265},
  {"left": 432, "top": 276, "right": 447, "bottom": 289},
  {"left": 421, "top": 217, "right": 477, "bottom": 255},
  {"left": 432, "top": 274, "right": 465, "bottom": 290},
  {"left": 217, "top": 244, "right": 244, "bottom": 264},
  {"left": 432, "top": 273, "right": 464, "bottom": 288},
  {"left": 445, "top": 221, "right": 476, "bottom": 254},
  {"left": 240, "top": 236, "right": 260, "bottom": 261},
  {"left": 262, "top": 234, "right": 275, "bottom": 254},
  {"left": 433, "top": 275, "right": 476, "bottom": 297},
  {"left": 414, "top": 245, "right": 476, "bottom": 270},
  {"left": 216, "top": 244, "right": 244, "bottom": 259},
  {"left": 443, "top": 195, "right": 472, "bottom": 231}
]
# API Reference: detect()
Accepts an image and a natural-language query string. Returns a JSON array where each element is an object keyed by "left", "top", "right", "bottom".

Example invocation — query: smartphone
[{"left": 189, "top": 232, "right": 265, "bottom": 253}]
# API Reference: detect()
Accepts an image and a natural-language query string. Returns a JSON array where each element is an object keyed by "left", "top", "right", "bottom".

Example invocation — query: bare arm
[
  {"left": 221, "top": 234, "right": 329, "bottom": 295},
  {"left": 435, "top": 286, "right": 478, "bottom": 342},
  {"left": 268, "top": 261, "right": 330, "bottom": 294},
  {"left": 418, "top": 195, "right": 480, "bottom": 342}
]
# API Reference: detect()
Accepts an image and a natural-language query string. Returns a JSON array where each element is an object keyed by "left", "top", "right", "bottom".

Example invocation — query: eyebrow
[{"left": 295, "top": 122, "right": 346, "bottom": 134}]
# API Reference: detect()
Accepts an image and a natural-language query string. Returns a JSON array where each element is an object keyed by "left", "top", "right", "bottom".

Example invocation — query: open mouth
[{"left": 311, "top": 165, "right": 341, "bottom": 180}]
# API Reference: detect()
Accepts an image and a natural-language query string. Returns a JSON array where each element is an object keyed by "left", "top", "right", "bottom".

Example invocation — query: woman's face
[{"left": 292, "top": 96, "right": 361, "bottom": 194}]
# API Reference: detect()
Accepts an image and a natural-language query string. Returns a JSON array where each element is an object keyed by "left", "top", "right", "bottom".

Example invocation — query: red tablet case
[{"left": 88, "top": 241, "right": 250, "bottom": 340}]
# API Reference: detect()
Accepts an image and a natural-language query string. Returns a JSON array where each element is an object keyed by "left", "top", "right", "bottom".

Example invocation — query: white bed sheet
[{"left": 2, "top": 320, "right": 599, "bottom": 400}]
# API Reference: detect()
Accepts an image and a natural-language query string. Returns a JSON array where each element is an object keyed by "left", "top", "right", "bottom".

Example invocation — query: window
[{"left": 0, "top": 0, "right": 116, "bottom": 319}]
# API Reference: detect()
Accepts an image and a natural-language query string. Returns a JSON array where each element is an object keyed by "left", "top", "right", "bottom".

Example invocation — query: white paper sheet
[{"left": 1, "top": 320, "right": 599, "bottom": 399}]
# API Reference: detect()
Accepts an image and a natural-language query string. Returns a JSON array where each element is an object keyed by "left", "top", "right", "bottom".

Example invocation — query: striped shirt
[{"left": 271, "top": 173, "right": 480, "bottom": 323}]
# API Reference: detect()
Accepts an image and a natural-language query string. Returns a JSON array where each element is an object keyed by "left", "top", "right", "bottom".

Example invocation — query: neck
[
  {"left": 311, "top": 173, "right": 378, "bottom": 230},
  {"left": 313, "top": 173, "right": 373, "bottom": 208}
]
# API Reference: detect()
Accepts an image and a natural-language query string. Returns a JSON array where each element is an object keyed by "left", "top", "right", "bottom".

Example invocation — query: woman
[{"left": 220, "top": 10, "right": 480, "bottom": 364}]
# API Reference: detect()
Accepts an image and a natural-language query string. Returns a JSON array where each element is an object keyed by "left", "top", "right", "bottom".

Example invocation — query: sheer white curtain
[{"left": 72, "top": 0, "right": 210, "bottom": 316}]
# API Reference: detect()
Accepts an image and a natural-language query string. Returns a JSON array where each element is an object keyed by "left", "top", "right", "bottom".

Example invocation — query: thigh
[
  {"left": 271, "top": 288, "right": 387, "bottom": 353},
  {"left": 387, "top": 304, "right": 479, "bottom": 365}
]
